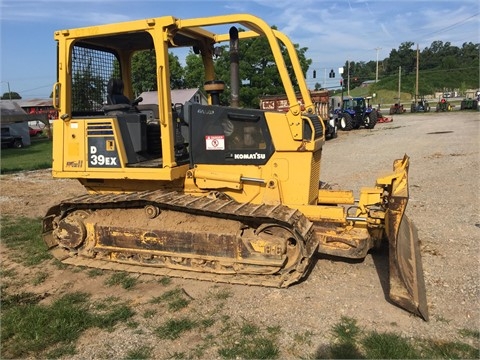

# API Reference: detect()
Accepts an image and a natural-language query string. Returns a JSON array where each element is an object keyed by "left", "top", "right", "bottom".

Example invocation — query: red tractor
[{"left": 389, "top": 103, "right": 405, "bottom": 115}]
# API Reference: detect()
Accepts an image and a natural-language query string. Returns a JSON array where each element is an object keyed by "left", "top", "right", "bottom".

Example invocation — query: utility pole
[
  {"left": 398, "top": 66, "right": 402, "bottom": 102},
  {"left": 415, "top": 43, "right": 419, "bottom": 97},
  {"left": 347, "top": 60, "right": 350, "bottom": 96},
  {"left": 374, "top": 47, "right": 382, "bottom": 83},
  {"left": 324, "top": 68, "right": 327, "bottom": 90}
]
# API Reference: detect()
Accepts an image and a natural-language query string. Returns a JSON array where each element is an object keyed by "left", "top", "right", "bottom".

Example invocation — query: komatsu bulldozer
[{"left": 43, "top": 14, "right": 428, "bottom": 320}]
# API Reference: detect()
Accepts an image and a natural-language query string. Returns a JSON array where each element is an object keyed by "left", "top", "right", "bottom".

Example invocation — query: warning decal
[{"left": 205, "top": 135, "right": 225, "bottom": 150}]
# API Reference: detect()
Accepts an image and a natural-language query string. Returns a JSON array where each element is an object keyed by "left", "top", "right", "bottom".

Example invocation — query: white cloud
[
  {"left": 1, "top": 0, "right": 477, "bottom": 96},
  {"left": 0, "top": 1, "right": 131, "bottom": 24}
]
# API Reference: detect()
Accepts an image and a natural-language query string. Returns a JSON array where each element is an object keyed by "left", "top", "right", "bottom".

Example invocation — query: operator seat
[{"left": 106, "top": 78, "right": 131, "bottom": 105}]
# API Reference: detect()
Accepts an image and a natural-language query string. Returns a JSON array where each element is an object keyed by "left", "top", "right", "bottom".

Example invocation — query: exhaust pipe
[{"left": 229, "top": 26, "right": 239, "bottom": 108}]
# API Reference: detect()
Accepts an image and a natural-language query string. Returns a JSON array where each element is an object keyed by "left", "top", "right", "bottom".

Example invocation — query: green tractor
[
  {"left": 460, "top": 91, "right": 479, "bottom": 110},
  {"left": 436, "top": 96, "right": 453, "bottom": 112}
]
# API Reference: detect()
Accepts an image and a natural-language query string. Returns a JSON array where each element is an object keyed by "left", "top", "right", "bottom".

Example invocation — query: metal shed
[{"left": 0, "top": 100, "right": 31, "bottom": 146}]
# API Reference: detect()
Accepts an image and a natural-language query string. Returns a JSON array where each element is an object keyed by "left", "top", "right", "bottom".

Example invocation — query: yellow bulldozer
[{"left": 43, "top": 14, "right": 428, "bottom": 320}]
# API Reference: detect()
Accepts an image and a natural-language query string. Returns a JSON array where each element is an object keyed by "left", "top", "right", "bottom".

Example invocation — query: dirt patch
[
  {"left": 1, "top": 111, "right": 479, "bottom": 358},
  {"left": 0, "top": 169, "right": 85, "bottom": 218}
]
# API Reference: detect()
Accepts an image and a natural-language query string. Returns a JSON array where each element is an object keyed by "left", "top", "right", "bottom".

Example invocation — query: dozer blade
[{"left": 383, "top": 156, "right": 429, "bottom": 321}]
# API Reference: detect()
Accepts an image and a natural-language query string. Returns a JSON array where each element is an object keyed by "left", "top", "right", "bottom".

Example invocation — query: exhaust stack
[{"left": 229, "top": 26, "right": 239, "bottom": 108}]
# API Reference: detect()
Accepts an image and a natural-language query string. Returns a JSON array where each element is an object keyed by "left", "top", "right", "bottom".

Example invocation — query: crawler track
[{"left": 43, "top": 190, "right": 317, "bottom": 287}]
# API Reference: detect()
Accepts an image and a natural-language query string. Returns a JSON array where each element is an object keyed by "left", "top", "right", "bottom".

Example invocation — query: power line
[
  {"left": 18, "top": 84, "right": 52, "bottom": 93},
  {"left": 420, "top": 12, "right": 480, "bottom": 39},
  {"left": 403, "top": 66, "right": 477, "bottom": 75}
]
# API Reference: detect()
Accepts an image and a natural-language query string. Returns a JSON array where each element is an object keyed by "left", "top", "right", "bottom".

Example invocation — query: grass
[
  {"left": 362, "top": 331, "right": 419, "bottom": 359},
  {"left": 347, "top": 88, "right": 413, "bottom": 105},
  {"left": 32, "top": 271, "right": 49, "bottom": 285},
  {"left": 217, "top": 321, "right": 280, "bottom": 359},
  {"left": 1, "top": 216, "right": 478, "bottom": 359},
  {"left": 104, "top": 271, "right": 137, "bottom": 289},
  {"left": 459, "top": 328, "right": 480, "bottom": 339},
  {"left": 45, "top": 343, "right": 77, "bottom": 359},
  {"left": 293, "top": 330, "right": 314, "bottom": 347},
  {"left": 124, "top": 345, "right": 153, "bottom": 360},
  {"left": 209, "top": 286, "right": 232, "bottom": 301},
  {"left": 157, "top": 276, "right": 172, "bottom": 286},
  {"left": 155, "top": 317, "right": 198, "bottom": 340},
  {"left": 0, "top": 291, "right": 135, "bottom": 358},
  {"left": 0, "top": 138, "right": 52, "bottom": 173},
  {"left": 313, "top": 316, "right": 479, "bottom": 360},
  {"left": 150, "top": 288, "right": 191, "bottom": 311},
  {"left": 0, "top": 216, "right": 51, "bottom": 265},
  {"left": 143, "top": 309, "right": 157, "bottom": 319},
  {"left": 87, "top": 268, "right": 105, "bottom": 277}
]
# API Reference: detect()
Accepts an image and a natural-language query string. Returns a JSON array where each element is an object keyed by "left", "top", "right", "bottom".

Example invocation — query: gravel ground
[{"left": 1, "top": 110, "right": 478, "bottom": 358}]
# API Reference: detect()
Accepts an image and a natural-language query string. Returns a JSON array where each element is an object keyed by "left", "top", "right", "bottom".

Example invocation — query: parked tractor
[
  {"left": 436, "top": 97, "right": 453, "bottom": 112},
  {"left": 460, "top": 92, "right": 479, "bottom": 110},
  {"left": 336, "top": 96, "right": 377, "bottom": 131},
  {"left": 410, "top": 96, "right": 431, "bottom": 113},
  {"left": 389, "top": 102, "right": 405, "bottom": 115}
]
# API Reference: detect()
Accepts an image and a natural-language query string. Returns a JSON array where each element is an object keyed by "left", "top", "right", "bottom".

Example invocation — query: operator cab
[{"left": 54, "top": 15, "right": 320, "bottom": 179}]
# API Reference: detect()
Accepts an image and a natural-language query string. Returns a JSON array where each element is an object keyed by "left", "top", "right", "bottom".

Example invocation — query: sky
[{"left": 1, "top": 0, "right": 479, "bottom": 98}]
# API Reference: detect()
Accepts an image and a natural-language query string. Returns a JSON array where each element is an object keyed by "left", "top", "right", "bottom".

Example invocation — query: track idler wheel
[
  {"left": 53, "top": 210, "right": 90, "bottom": 249},
  {"left": 255, "top": 224, "right": 304, "bottom": 272}
]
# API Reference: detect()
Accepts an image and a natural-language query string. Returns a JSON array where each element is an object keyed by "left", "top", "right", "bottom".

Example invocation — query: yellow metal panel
[
  {"left": 295, "top": 204, "right": 346, "bottom": 222},
  {"left": 62, "top": 121, "right": 85, "bottom": 171},
  {"left": 54, "top": 16, "right": 175, "bottom": 41},
  {"left": 356, "top": 187, "right": 383, "bottom": 216},
  {"left": 194, "top": 169, "right": 242, "bottom": 183},
  {"left": 52, "top": 120, "right": 64, "bottom": 172},
  {"left": 309, "top": 150, "right": 321, "bottom": 203},
  {"left": 318, "top": 189, "right": 355, "bottom": 205},
  {"left": 67, "top": 142, "right": 79, "bottom": 157},
  {"left": 53, "top": 164, "right": 190, "bottom": 182},
  {"left": 270, "top": 158, "right": 289, "bottom": 181},
  {"left": 264, "top": 111, "right": 323, "bottom": 152},
  {"left": 196, "top": 178, "right": 242, "bottom": 190},
  {"left": 193, "top": 169, "right": 242, "bottom": 190},
  {"left": 189, "top": 164, "right": 264, "bottom": 203},
  {"left": 263, "top": 112, "right": 297, "bottom": 150},
  {"left": 269, "top": 152, "right": 316, "bottom": 205}
]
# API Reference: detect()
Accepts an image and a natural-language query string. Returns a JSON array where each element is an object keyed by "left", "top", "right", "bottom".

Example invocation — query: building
[
  {"left": 360, "top": 80, "right": 376, "bottom": 88},
  {"left": 0, "top": 100, "right": 33, "bottom": 146}
]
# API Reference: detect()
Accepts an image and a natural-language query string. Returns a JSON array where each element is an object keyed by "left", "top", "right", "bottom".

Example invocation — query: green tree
[
  {"left": 385, "top": 41, "right": 416, "bottom": 75},
  {"left": 341, "top": 60, "right": 377, "bottom": 87},
  {"left": 182, "top": 29, "right": 311, "bottom": 108},
  {"left": 459, "top": 42, "right": 479, "bottom": 64},
  {"left": 72, "top": 62, "right": 104, "bottom": 112},
  {"left": 168, "top": 53, "right": 185, "bottom": 89},
  {"left": 222, "top": 29, "right": 311, "bottom": 107},
  {"left": 329, "top": 36, "right": 480, "bottom": 98},
  {"left": 131, "top": 50, "right": 157, "bottom": 95},
  {"left": 1, "top": 92, "right": 21, "bottom": 100},
  {"left": 184, "top": 50, "right": 206, "bottom": 88},
  {"left": 131, "top": 51, "right": 185, "bottom": 94}
]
